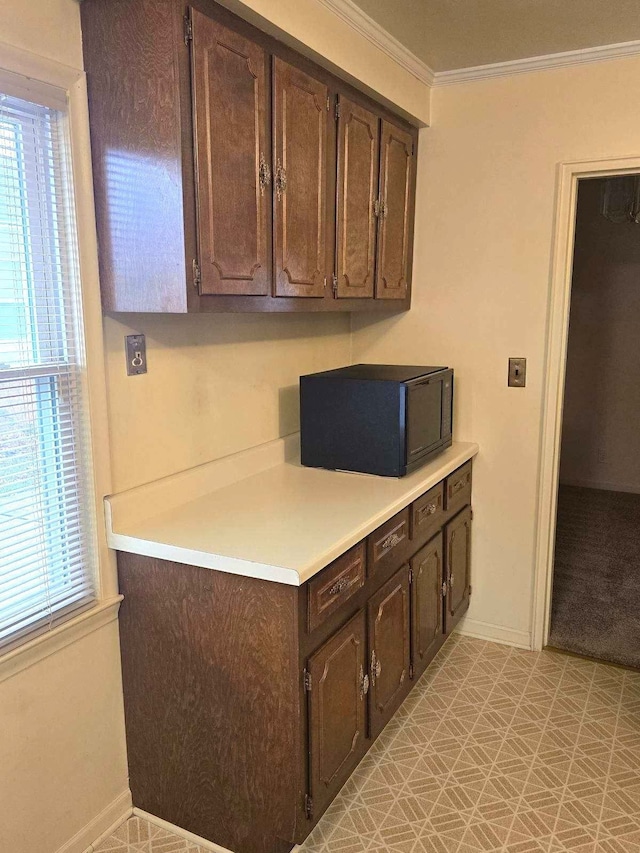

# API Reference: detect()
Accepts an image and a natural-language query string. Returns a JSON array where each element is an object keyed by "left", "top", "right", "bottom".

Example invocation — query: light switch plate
[
  {"left": 125, "top": 334, "right": 147, "bottom": 376},
  {"left": 508, "top": 357, "right": 526, "bottom": 387}
]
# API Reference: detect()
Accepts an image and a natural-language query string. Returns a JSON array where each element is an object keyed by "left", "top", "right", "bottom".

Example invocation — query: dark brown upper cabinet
[
  {"left": 273, "top": 59, "right": 330, "bottom": 298},
  {"left": 335, "top": 97, "right": 379, "bottom": 299},
  {"left": 191, "top": 10, "right": 271, "bottom": 296},
  {"left": 376, "top": 121, "right": 414, "bottom": 299},
  {"left": 80, "top": 0, "right": 418, "bottom": 313}
]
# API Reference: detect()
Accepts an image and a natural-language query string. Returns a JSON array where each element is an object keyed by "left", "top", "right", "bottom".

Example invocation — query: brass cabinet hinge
[
  {"left": 409, "top": 663, "right": 414, "bottom": 679},
  {"left": 441, "top": 581, "right": 448, "bottom": 598},
  {"left": 183, "top": 14, "right": 193, "bottom": 44},
  {"left": 408, "top": 568, "right": 413, "bottom": 584},
  {"left": 326, "top": 95, "right": 330, "bottom": 112},
  {"left": 335, "top": 101, "right": 341, "bottom": 121},
  {"left": 303, "top": 668, "right": 312, "bottom": 692},
  {"left": 192, "top": 259, "right": 201, "bottom": 289},
  {"left": 304, "top": 794, "right": 314, "bottom": 820},
  {"left": 332, "top": 274, "right": 338, "bottom": 296}
]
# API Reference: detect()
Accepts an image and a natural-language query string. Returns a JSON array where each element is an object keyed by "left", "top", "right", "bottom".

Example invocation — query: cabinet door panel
[
  {"left": 375, "top": 120, "right": 414, "bottom": 300},
  {"left": 368, "top": 566, "right": 410, "bottom": 738},
  {"left": 273, "top": 58, "right": 328, "bottom": 297},
  {"left": 308, "top": 610, "right": 367, "bottom": 817},
  {"left": 445, "top": 507, "right": 472, "bottom": 634},
  {"left": 191, "top": 9, "right": 270, "bottom": 295},
  {"left": 335, "top": 97, "right": 379, "bottom": 298},
  {"left": 411, "top": 533, "right": 444, "bottom": 680}
]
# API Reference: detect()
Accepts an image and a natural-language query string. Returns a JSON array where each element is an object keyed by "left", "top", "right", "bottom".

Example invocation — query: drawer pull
[
  {"left": 359, "top": 665, "right": 370, "bottom": 698},
  {"left": 327, "top": 577, "right": 351, "bottom": 596},
  {"left": 452, "top": 479, "right": 465, "bottom": 494},
  {"left": 381, "top": 532, "right": 402, "bottom": 552},
  {"left": 441, "top": 581, "right": 448, "bottom": 597},
  {"left": 449, "top": 574, "right": 455, "bottom": 588},
  {"left": 419, "top": 502, "right": 438, "bottom": 519}
]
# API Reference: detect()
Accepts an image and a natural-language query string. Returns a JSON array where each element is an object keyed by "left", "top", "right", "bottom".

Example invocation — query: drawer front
[
  {"left": 367, "top": 508, "right": 410, "bottom": 576},
  {"left": 411, "top": 483, "right": 444, "bottom": 549},
  {"left": 308, "top": 543, "right": 365, "bottom": 632},
  {"left": 445, "top": 461, "right": 472, "bottom": 515}
]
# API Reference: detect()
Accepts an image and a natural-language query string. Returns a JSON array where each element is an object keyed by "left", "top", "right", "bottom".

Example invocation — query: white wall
[
  {"left": 560, "top": 177, "right": 640, "bottom": 493},
  {"left": 352, "top": 55, "right": 640, "bottom": 647},
  {"left": 0, "top": 3, "right": 130, "bottom": 852}
]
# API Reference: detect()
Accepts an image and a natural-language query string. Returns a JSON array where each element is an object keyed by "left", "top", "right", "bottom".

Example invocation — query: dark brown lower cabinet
[
  {"left": 445, "top": 506, "right": 473, "bottom": 632},
  {"left": 116, "top": 461, "right": 473, "bottom": 853},
  {"left": 411, "top": 532, "right": 444, "bottom": 680},
  {"left": 368, "top": 566, "right": 411, "bottom": 737},
  {"left": 308, "top": 611, "right": 367, "bottom": 817}
]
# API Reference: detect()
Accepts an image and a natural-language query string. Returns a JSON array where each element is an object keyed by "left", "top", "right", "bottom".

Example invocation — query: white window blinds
[{"left": 0, "top": 89, "right": 97, "bottom": 650}]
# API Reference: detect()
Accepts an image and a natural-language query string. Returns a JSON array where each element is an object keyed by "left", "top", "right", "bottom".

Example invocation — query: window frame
[{"left": 0, "top": 44, "right": 120, "bottom": 674}]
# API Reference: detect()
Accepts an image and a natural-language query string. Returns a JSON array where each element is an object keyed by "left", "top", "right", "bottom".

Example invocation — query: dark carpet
[{"left": 549, "top": 484, "right": 640, "bottom": 669}]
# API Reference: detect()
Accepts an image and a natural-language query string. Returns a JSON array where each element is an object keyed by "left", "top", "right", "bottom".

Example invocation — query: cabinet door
[
  {"left": 273, "top": 58, "right": 329, "bottom": 297},
  {"left": 444, "top": 507, "right": 472, "bottom": 634},
  {"left": 191, "top": 9, "right": 270, "bottom": 296},
  {"left": 368, "top": 565, "right": 411, "bottom": 738},
  {"left": 335, "top": 97, "right": 379, "bottom": 298},
  {"left": 375, "top": 120, "right": 414, "bottom": 300},
  {"left": 308, "top": 610, "right": 367, "bottom": 817},
  {"left": 411, "top": 533, "right": 444, "bottom": 680}
]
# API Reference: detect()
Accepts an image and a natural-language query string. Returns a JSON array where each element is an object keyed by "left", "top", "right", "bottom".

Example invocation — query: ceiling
[{"left": 350, "top": 0, "right": 640, "bottom": 72}]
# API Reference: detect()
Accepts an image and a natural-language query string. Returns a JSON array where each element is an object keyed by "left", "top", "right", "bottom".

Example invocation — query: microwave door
[{"left": 406, "top": 379, "right": 443, "bottom": 461}]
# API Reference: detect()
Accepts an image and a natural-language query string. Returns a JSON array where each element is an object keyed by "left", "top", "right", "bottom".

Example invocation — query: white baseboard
[
  {"left": 133, "top": 808, "right": 234, "bottom": 853},
  {"left": 55, "top": 788, "right": 132, "bottom": 853},
  {"left": 455, "top": 616, "right": 532, "bottom": 650}
]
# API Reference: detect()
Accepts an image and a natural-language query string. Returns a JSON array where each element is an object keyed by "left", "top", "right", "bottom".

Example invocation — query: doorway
[{"left": 547, "top": 175, "right": 640, "bottom": 667}]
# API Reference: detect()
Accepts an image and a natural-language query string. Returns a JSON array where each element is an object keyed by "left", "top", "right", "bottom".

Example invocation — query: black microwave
[{"left": 300, "top": 364, "right": 453, "bottom": 477}]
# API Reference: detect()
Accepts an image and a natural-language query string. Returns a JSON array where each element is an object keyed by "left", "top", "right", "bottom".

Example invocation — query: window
[{"left": 0, "top": 89, "right": 97, "bottom": 650}]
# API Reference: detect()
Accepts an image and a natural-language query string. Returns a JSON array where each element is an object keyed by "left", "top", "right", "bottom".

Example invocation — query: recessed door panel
[
  {"left": 368, "top": 565, "right": 410, "bottom": 738},
  {"left": 191, "top": 9, "right": 270, "bottom": 295},
  {"left": 335, "top": 97, "right": 379, "bottom": 298},
  {"left": 308, "top": 610, "right": 367, "bottom": 817},
  {"left": 273, "top": 58, "right": 328, "bottom": 297},
  {"left": 375, "top": 120, "right": 414, "bottom": 300},
  {"left": 411, "top": 533, "right": 444, "bottom": 679},
  {"left": 445, "top": 507, "right": 472, "bottom": 633}
]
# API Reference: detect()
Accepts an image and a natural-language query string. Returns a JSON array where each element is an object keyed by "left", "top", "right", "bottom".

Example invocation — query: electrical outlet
[
  {"left": 125, "top": 334, "right": 147, "bottom": 376},
  {"left": 508, "top": 357, "right": 526, "bottom": 387}
]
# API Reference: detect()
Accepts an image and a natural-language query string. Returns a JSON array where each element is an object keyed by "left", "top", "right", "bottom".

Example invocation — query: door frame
[{"left": 531, "top": 154, "right": 640, "bottom": 651}]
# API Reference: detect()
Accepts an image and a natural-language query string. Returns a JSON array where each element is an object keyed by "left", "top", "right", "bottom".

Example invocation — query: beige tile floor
[{"left": 94, "top": 636, "right": 640, "bottom": 853}]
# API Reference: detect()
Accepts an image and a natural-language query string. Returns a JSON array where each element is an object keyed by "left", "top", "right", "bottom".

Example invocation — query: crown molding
[
  {"left": 433, "top": 39, "right": 640, "bottom": 86},
  {"left": 315, "top": 0, "right": 435, "bottom": 87}
]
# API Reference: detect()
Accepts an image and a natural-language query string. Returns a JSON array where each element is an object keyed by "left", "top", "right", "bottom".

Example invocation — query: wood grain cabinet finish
[
  {"left": 273, "top": 59, "right": 329, "bottom": 298},
  {"left": 114, "top": 460, "right": 472, "bottom": 853},
  {"left": 191, "top": 10, "right": 270, "bottom": 295},
  {"left": 445, "top": 461, "right": 472, "bottom": 516},
  {"left": 80, "top": 0, "right": 417, "bottom": 313},
  {"left": 445, "top": 506, "right": 473, "bottom": 633},
  {"left": 367, "top": 507, "right": 410, "bottom": 577},
  {"left": 376, "top": 121, "right": 415, "bottom": 300},
  {"left": 411, "top": 533, "right": 444, "bottom": 680},
  {"left": 367, "top": 565, "right": 411, "bottom": 737},
  {"left": 411, "top": 482, "right": 444, "bottom": 551},
  {"left": 307, "top": 543, "right": 365, "bottom": 632},
  {"left": 335, "top": 97, "right": 379, "bottom": 298},
  {"left": 307, "top": 611, "right": 367, "bottom": 817}
]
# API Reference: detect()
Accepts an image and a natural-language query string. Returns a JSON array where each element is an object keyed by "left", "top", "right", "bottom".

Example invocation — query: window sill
[{"left": 0, "top": 595, "right": 123, "bottom": 684}]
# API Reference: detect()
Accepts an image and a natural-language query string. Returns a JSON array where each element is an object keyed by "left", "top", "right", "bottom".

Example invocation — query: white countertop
[{"left": 105, "top": 435, "right": 479, "bottom": 586}]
